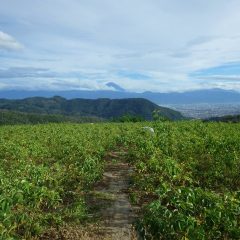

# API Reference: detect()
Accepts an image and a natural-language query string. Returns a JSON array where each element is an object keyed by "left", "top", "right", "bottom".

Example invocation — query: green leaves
[
  {"left": 0, "top": 123, "right": 121, "bottom": 239},
  {"left": 124, "top": 121, "right": 240, "bottom": 239},
  {"left": 0, "top": 121, "right": 240, "bottom": 239}
]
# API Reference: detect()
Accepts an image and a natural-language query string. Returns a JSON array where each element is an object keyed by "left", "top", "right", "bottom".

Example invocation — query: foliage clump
[{"left": 120, "top": 121, "right": 240, "bottom": 239}]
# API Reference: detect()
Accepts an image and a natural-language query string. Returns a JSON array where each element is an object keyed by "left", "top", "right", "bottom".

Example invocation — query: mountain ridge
[
  {"left": 1, "top": 88, "right": 240, "bottom": 104},
  {"left": 0, "top": 97, "right": 184, "bottom": 121},
  {"left": 106, "top": 82, "right": 125, "bottom": 92}
]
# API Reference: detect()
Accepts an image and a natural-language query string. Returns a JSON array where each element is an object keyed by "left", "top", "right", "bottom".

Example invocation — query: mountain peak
[{"left": 106, "top": 82, "right": 125, "bottom": 92}]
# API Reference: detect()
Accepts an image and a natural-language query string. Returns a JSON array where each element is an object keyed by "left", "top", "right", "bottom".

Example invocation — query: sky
[{"left": 1, "top": 0, "right": 240, "bottom": 92}]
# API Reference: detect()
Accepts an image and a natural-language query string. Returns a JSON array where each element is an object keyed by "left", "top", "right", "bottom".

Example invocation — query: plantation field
[
  {"left": 0, "top": 121, "right": 239, "bottom": 239},
  {"left": 124, "top": 121, "right": 240, "bottom": 239}
]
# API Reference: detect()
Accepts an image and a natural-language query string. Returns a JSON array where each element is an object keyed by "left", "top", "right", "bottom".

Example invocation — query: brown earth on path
[
  {"left": 40, "top": 150, "right": 139, "bottom": 240},
  {"left": 86, "top": 150, "right": 139, "bottom": 239}
]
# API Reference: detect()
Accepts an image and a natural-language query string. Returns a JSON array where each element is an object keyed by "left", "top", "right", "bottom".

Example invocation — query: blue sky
[{"left": 1, "top": 0, "right": 240, "bottom": 92}]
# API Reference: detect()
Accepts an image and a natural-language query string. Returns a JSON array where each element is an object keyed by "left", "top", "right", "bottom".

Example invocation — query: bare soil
[
  {"left": 40, "top": 150, "right": 139, "bottom": 240},
  {"left": 86, "top": 150, "right": 138, "bottom": 239}
]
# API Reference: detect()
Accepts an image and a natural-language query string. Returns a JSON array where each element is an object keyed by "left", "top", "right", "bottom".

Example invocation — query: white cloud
[
  {"left": 0, "top": 31, "right": 23, "bottom": 50},
  {"left": 1, "top": 0, "right": 240, "bottom": 91}
]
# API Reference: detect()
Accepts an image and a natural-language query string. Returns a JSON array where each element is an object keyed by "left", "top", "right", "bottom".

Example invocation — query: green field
[{"left": 0, "top": 121, "right": 239, "bottom": 239}]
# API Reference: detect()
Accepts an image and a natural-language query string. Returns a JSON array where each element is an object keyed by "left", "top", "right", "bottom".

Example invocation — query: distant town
[{"left": 162, "top": 103, "right": 240, "bottom": 119}]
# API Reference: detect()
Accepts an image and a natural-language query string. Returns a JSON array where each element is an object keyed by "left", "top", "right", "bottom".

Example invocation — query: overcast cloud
[{"left": 1, "top": 0, "right": 240, "bottom": 92}]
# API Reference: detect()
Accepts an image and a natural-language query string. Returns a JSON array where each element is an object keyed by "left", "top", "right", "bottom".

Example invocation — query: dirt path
[
  {"left": 87, "top": 150, "right": 138, "bottom": 239},
  {"left": 40, "top": 150, "right": 139, "bottom": 240}
]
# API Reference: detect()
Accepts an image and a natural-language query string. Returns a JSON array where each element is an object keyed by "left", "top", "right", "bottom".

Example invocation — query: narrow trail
[
  {"left": 40, "top": 150, "right": 139, "bottom": 240},
  {"left": 87, "top": 150, "right": 138, "bottom": 240}
]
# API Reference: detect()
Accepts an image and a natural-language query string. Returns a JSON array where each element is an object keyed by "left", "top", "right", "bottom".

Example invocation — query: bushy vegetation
[
  {"left": 0, "top": 121, "right": 239, "bottom": 239},
  {"left": 0, "top": 123, "right": 120, "bottom": 239},
  {"left": 121, "top": 121, "right": 240, "bottom": 239},
  {"left": 112, "top": 114, "right": 145, "bottom": 122}
]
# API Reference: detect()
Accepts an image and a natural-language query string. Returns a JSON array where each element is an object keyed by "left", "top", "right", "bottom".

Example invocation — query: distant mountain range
[
  {"left": 0, "top": 97, "right": 184, "bottom": 121},
  {"left": 106, "top": 82, "right": 126, "bottom": 92},
  {"left": 1, "top": 88, "right": 240, "bottom": 104}
]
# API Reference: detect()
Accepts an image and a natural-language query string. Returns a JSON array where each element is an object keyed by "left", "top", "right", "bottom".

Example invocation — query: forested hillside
[
  {"left": 0, "top": 97, "right": 184, "bottom": 121},
  {"left": 0, "top": 110, "right": 102, "bottom": 125},
  {"left": 206, "top": 114, "right": 240, "bottom": 123}
]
